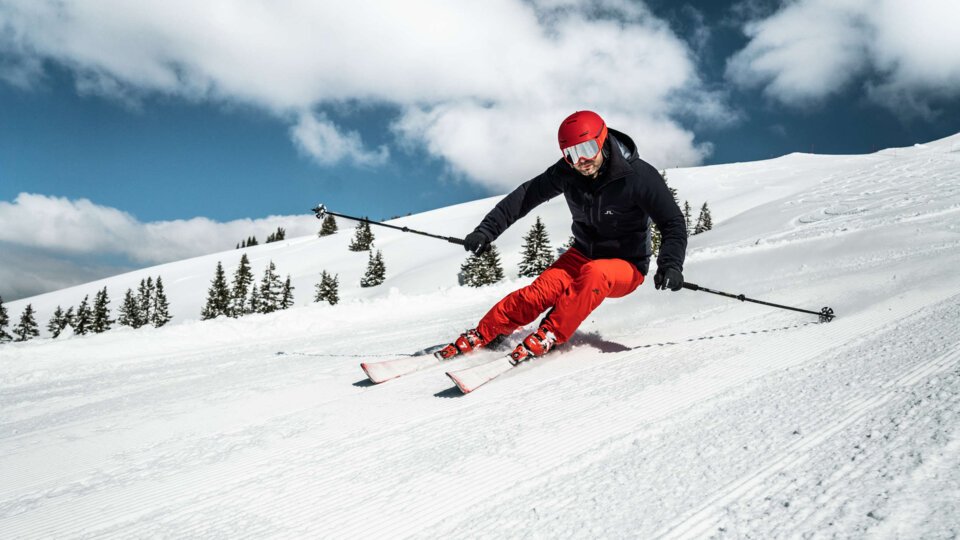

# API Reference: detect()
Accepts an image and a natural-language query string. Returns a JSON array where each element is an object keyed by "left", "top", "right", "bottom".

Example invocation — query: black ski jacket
[{"left": 473, "top": 129, "right": 687, "bottom": 276}]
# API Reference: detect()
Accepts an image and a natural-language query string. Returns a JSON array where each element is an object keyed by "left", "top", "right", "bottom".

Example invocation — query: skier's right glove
[{"left": 463, "top": 231, "right": 491, "bottom": 255}]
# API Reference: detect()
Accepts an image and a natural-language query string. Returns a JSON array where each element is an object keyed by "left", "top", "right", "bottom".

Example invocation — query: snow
[{"left": 2, "top": 133, "right": 960, "bottom": 537}]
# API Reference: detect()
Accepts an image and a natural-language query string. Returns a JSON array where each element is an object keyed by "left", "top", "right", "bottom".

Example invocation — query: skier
[{"left": 438, "top": 110, "right": 688, "bottom": 364}]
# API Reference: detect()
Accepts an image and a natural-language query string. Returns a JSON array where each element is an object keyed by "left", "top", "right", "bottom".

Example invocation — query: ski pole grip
[
  {"left": 682, "top": 282, "right": 700, "bottom": 291},
  {"left": 448, "top": 237, "right": 466, "bottom": 246}
]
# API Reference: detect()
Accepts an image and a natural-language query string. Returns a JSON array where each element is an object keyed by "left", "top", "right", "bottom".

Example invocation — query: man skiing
[{"left": 437, "top": 110, "right": 688, "bottom": 364}]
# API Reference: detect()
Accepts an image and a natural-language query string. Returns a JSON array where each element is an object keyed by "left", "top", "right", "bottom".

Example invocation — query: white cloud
[
  {"left": 0, "top": 193, "right": 320, "bottom": 290},
  {"left": 0, "top": 0, "right": 730, "bottom": 188},
  {"left": 726, "top": 0, "right": 960, "bottom": 116},
  {"left": 291, "top": 112, "right": 389, "bottom": 167}
]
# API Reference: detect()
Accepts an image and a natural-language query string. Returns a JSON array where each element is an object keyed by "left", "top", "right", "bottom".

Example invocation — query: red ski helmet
[{"left": 558, "top": 110, "right": 608, "bottom": 164}]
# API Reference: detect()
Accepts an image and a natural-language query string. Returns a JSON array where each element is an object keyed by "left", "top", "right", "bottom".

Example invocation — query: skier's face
[{"left": 572, "top": 150, "right": 604, "bottom": 179}]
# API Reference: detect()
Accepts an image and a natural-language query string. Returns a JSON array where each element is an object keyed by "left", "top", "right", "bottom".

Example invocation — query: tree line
[
  {"left": 237, "top": 226, "right": 287, "bottom": 249},
  {"left": 0, "top": 276, "right": 172, "bottom": 344}
]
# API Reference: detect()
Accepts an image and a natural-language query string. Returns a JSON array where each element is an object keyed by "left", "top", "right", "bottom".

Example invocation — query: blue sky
[{"left": 1, "top": 0, "right": 959, "bottom": 299}]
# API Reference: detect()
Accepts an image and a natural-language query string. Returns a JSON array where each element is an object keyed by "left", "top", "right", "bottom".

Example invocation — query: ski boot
[
  {"left": 509, "top": 326, "right": 556, "bottom": 365},
  {"left": 434, "top": 328, "right": 489, "bottom": 361}
]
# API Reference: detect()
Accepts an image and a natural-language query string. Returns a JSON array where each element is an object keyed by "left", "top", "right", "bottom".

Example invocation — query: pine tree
[
  {"left": 314, "top": 271, "right": 340, "bottom": 305},
  {"left": 661, "top": 169, "right": 679, "bottom": 206},
  {"left": 62, "top": 306, "right": 75, "bottom": 334},
  {"left": 201, "top": 262, "right": 231, "bottom": 320},
  {"left": 557, "top": 235, "right": 576, "bottom": 257},
  {"left": 74, "top": 295, "right": 92, "bottom": 335},
  {"left": 348, "top": 220, "right": 375, "bottom": 251},
  {"left": 280, "top": 275, "right": 295, "bottom": 309},
  {"left": 0, "top": 294, "right": 11, "bottom": 343},
  {"left": 230, "top": 253, "right": 254, "bottom": 316},
  {"left": 248, "top": 283, "right": 262, "bottom": 314},
  {"left": 258, "top": 261, "right": 284, "bottom": 313},
  {"left": 683, "top": 201, "right": 693, "bottom": 236},
  {"left": 152, "top": 276, "right": 173, "bottom": 327},
  {"left": 266, "top": 227, "right": 286, "bottom": 243},
  {"left": 480, "top": 245, "right": 505, "bottom": 285},
  {"left": 318, "top": 215, "right": 338, "bottom": 237},
  {"left": 12, "top": 304, "right": 39, "bottom": 342},
  {"left": 136, "top": 278, "right": 154, "bottom": 327},
  {"left": 118, "top": 289, "right": 142, "bottom": 328},
  {"left": 47, "top": 306, "right": 67, "bottom": 338},
  {"left": 694, "top": 202, "right": 713, "bottom": 235},
  {"left": 460, "top": 245, "right": 504, "bottom": 287},
  {"left": 91, "top": 287, "right": 114, "bottom": 333},
  {"left": 360, "top": 250, "right": 386, "bottom": 288},
  {"left": 518, "top": 216, "right": 555, "bottom": 277}
]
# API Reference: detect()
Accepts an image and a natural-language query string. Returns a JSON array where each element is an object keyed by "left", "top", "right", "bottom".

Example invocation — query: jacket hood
[{"left": 607, "top": 128, "right": 638, "bottom": 162}]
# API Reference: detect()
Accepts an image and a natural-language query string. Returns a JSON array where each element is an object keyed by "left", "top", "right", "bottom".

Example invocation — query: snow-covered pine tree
[
  {"left": 318, "top": 215, "right": 338, "bottom": 237},
  {"left": 683, "top": 201, "right": 693, "bottom": 236},
  {"left": 12, "top": 304, "right": 39, "bottom": 342},
  {"left": 348, "top": 220, "right": 375, "bottom": 251},
  {"left": 458, "top": 252, "right": 480, "bottom": 286},
  {"left": 280, "top": 275, "right": 295, "bottom": 309},
  {"left": 0, "top": 294, "right": 11, "bottom": 343},
  {"left": 248, "top": 283, "right": 262, "bottom": 314},
  {"left": 201, "top": 262, "right": 231, "bottom": 320},
  {"left": 314, "top": 271, "right": 340, "bottom": 305},
  {"left": 518, "top": 216, "right": 555, "bottom": 277},
  {"left": 460, "top": 245, "right": 505, "bottom": 287},
  {"left": 91, "top": 287, "right": 114, "bottom": 333},
  {"left": 46, "top": 306, "right": 67, "bottom": 338},
  {"left": 62, "top": 306, "right": 75, "bottom": 333},
  {"left": 118, "top": 289, "right": 141, "bottom": 327},
  {"left": 74, "top": 295, "right": 92, "bottom": 335},
  {"left": 258, "top": 261, "right": 284, "bottom": 313},
  {"left": 360, "top": 250, "right": 386, "bottom": 288},
  {"left": 480, "top": 245, "right": 505, "bottom": 285},
  {"left": 694, "top": 202, "right": 714, "bottom": 235},
  {"left": 152, "top": 277, "right": 173, "bottom": 327},
  {"left": 136, "top": 278, "right": 154, "bottom": 326},
  {"left": 230, "top": 253, "right": 254, "bottom": 316}
]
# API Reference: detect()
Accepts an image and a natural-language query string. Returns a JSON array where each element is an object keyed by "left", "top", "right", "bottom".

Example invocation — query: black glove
[
  {"left": 654, "top": 267, "right": 683, "bottom": 291},
  {"left": 463, "top": 231, "right": 491, "bottom": 255}
]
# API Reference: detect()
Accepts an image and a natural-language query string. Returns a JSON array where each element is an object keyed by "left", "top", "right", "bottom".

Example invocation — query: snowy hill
[{"left": 2, "top": 134, "right": 960, "bottom": 537}]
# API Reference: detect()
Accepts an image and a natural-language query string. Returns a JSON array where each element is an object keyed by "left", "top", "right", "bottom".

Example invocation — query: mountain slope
[{"left": 1, "top": 134, "right": 959, "bottom": 537}]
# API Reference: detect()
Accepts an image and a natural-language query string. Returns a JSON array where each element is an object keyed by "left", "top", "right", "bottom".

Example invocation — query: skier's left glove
[{"left": 654, "top": 267, "right": 683, "bottom": 291}]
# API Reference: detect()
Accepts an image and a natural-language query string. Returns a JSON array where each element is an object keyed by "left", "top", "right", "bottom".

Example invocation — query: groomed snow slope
[{"left": 2, "top": 134, "right": 959, "bottom": 538}]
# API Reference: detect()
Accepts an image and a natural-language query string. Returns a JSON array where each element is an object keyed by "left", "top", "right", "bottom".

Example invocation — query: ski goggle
[{"left": 562, "top": 138, "right": 601, "bottom": 164}]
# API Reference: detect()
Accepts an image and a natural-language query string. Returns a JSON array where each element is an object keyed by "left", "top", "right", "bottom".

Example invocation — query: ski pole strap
[
  {"left": 683, "top": 282, "right": 835, "bottom": 323},
  {"left": 312, "top": 205, "right": 465, "bottom": 245}
]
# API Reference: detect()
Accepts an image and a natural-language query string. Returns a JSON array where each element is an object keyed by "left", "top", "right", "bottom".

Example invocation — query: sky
[{"left": 2, "top": 0, "right": 960, "bottom": 300}]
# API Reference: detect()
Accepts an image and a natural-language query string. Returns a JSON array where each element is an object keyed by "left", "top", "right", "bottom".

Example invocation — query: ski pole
[
  {"left": 312, "top": 204, "right": 465, "bottom": 246},
  {"left": 682, "top": 282, "right": 835, "bottom": 323}
]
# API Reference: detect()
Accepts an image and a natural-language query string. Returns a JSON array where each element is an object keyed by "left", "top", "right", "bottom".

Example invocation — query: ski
[
  {"left": 446, "top": 345, "right": 542, "bottom": 394},
  {"left": 360, "top": 343, "right": 451, "bottom": 384},
  {"left": 446, "top": 356, "right": 517, "bottom": 394}
]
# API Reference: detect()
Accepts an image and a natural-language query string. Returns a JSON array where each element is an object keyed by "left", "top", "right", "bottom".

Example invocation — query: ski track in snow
[{"left": 1, "top": 137, "right": 960, "bottom": 538}]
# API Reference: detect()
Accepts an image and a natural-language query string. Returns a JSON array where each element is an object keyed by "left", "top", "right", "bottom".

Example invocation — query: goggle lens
[{"left": 562, "top": 139, "right": 601, "bottom": 164}]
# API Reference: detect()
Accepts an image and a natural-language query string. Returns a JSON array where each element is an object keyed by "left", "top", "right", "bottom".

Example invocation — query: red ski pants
[{"left": 477, "top": 248, "right": 644, "bottom": 344}]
